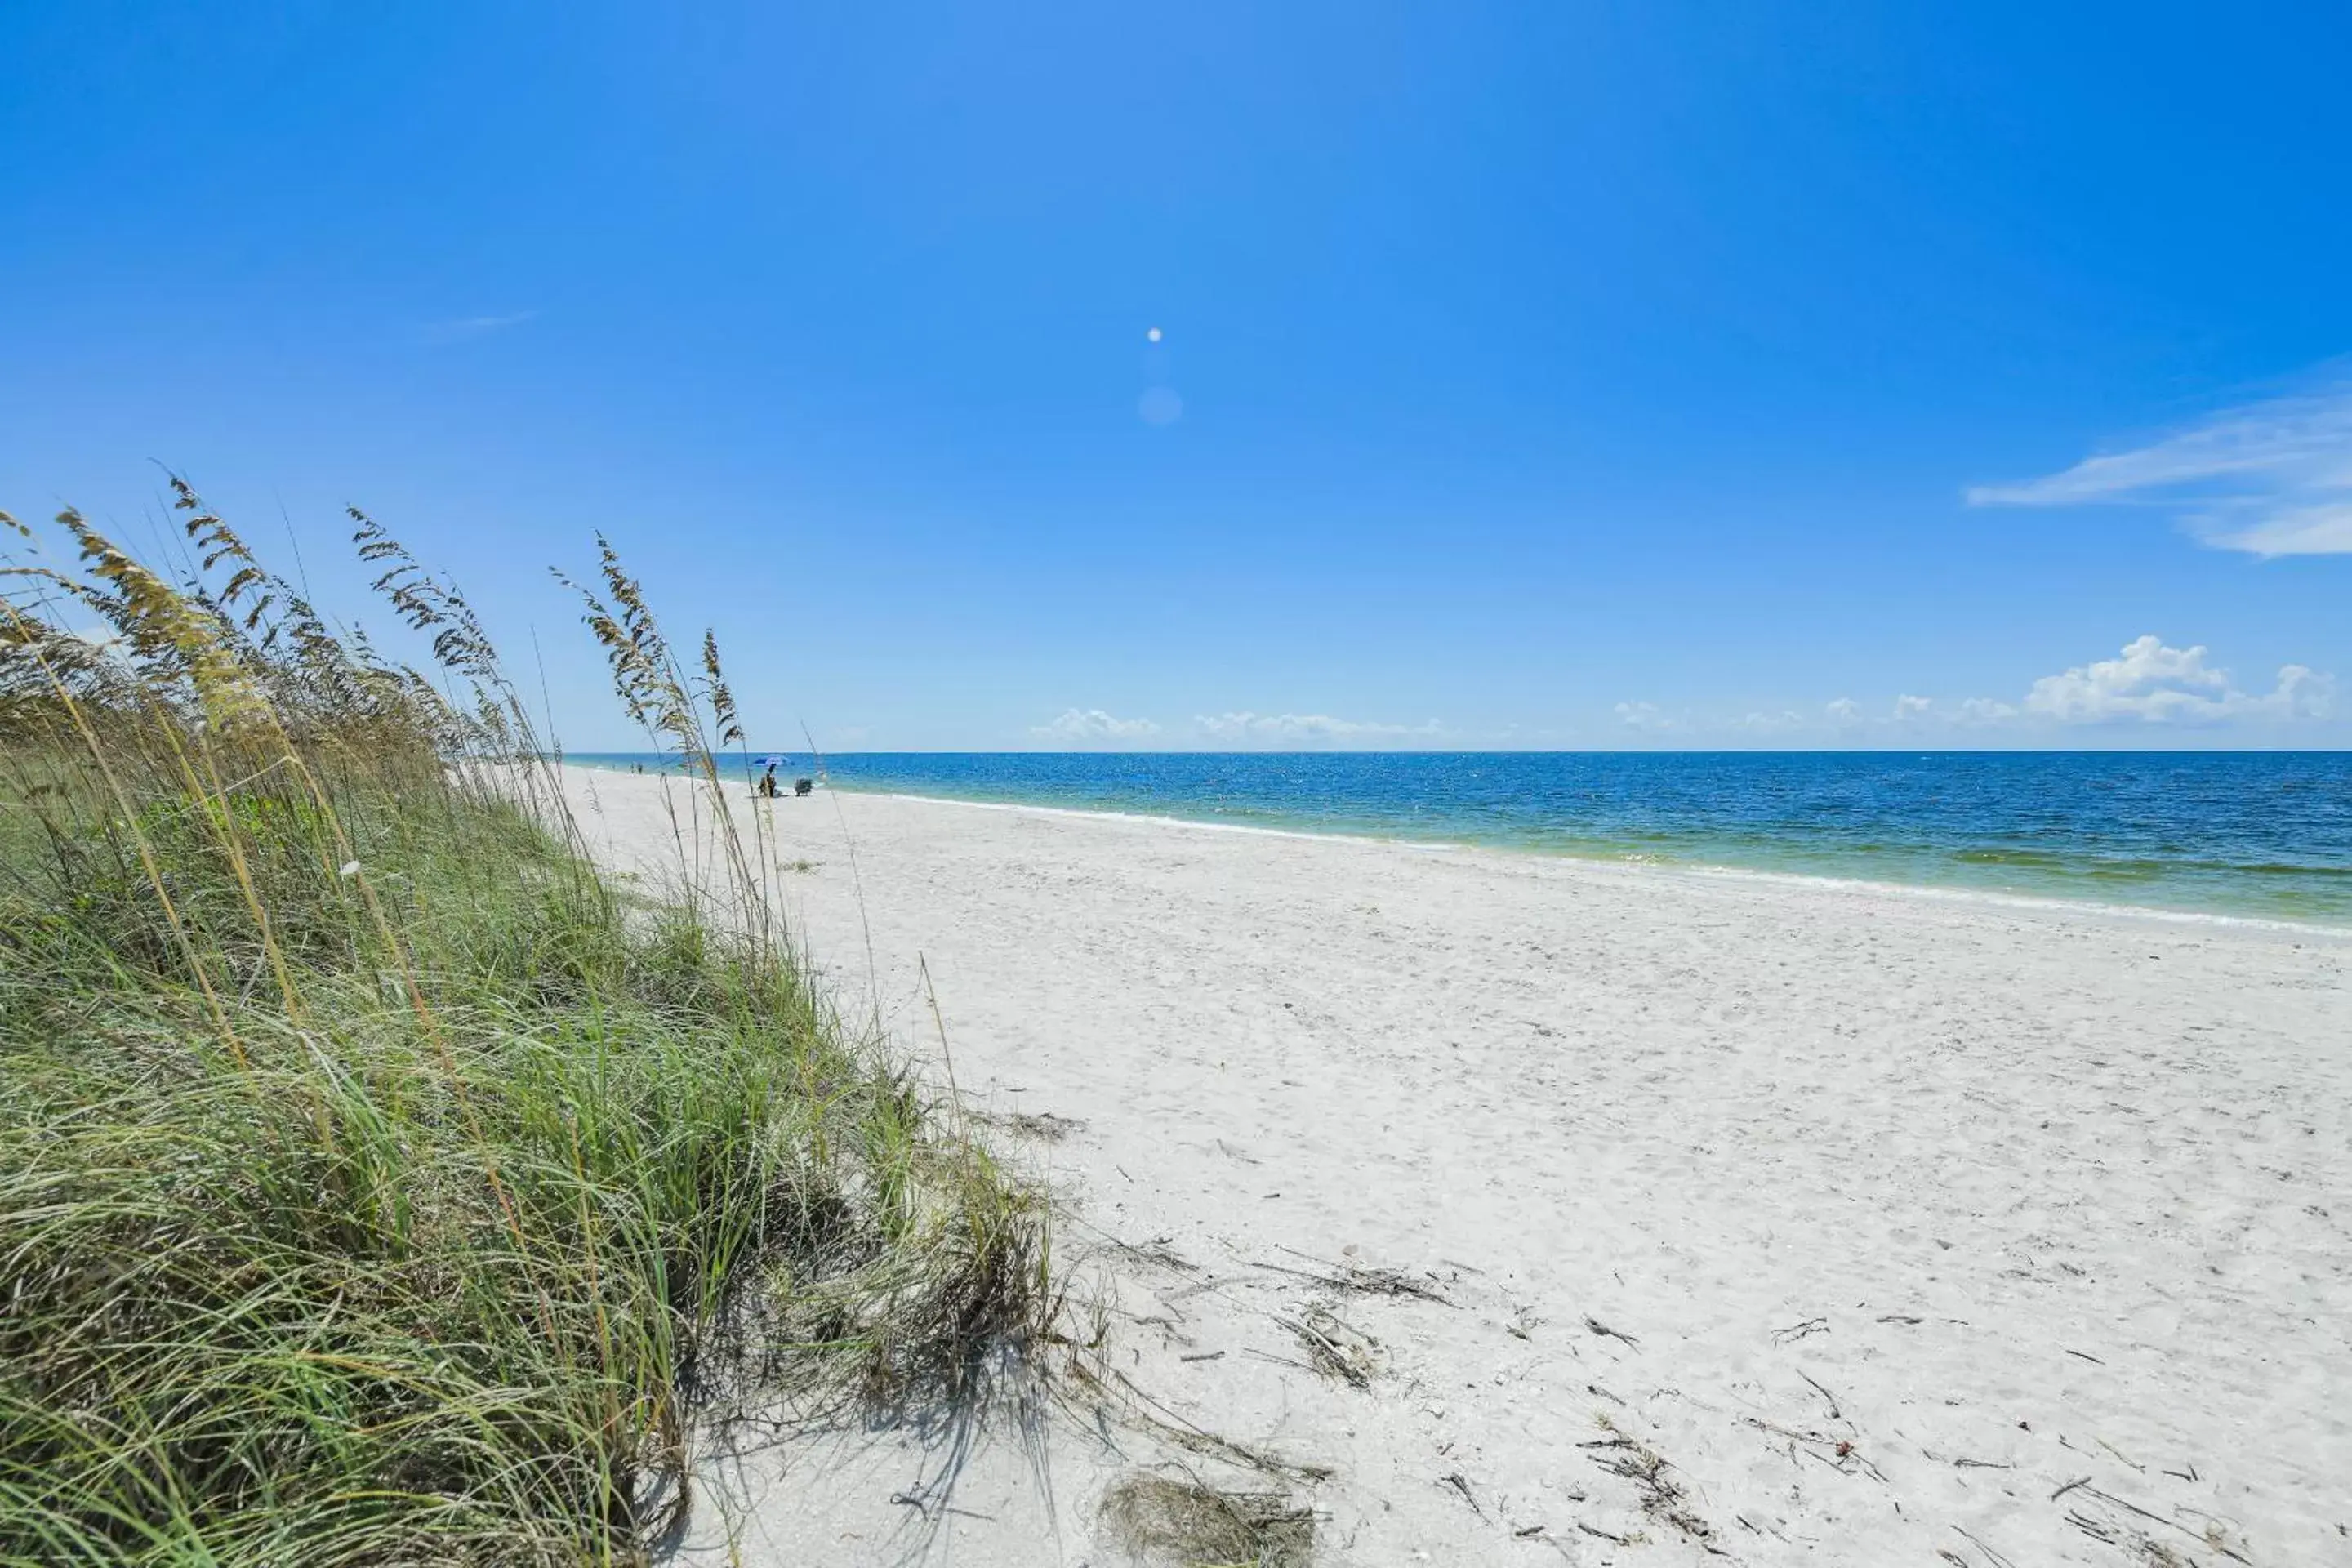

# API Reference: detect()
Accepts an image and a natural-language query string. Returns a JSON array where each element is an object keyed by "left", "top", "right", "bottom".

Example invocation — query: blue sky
[{"left": 4, "top": 1, "right": 2349, "bottom": 750}]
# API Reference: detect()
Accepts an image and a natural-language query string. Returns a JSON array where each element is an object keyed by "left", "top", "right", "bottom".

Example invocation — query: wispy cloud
[
  {"left": 1612, "top": 701, "right": 1680, "bottom": 734},
  {"left": 1032, "top": 707, "right": 1161, "bottom": 742},
  {"left": 1192, "top": 711, "right": 1444, "bottom": 746},
  {"left": 423, "top": 310, "right": 538, "bottom": 345},
  {"left": 1736, "top": 709, "right": 1806, "bottom": 733},
  {"left": 1954, "top": 697, "right": 2017, "bottom": 724},
  {"left": 1967, "top": 380, "right": 2352, "bottom": 556}
]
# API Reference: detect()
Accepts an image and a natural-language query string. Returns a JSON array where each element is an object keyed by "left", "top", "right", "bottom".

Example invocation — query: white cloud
[
  {"left": 1192, "top": 710, "right": 1443, "bottom": 746},
  {"left": 2019, "top": 635, "right": 2334, "bottom": 724},
  {"left": 2273, "top": 663, "right": 2337, "bottom": 718},
  {"left": 1737, "top": 709, "right": 1806, "bottom": 732},
  {"left": 1612, "top": 701, "right": 1678, "bottom": 733},
  {"left": 1967, "top": 380, "right": 2352, "bottom": 555},
  {"left": 2207, "top": 501, "right": 2352, "bottom": 557},
  {"left": 1648, "top": 638, "right": 2334, "bottom": 742},
  {"left": 1032, "top": 707, "right": 1161, "bottom": 742}
]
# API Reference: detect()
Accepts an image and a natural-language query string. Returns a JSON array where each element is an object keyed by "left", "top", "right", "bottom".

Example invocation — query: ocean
[{"left": 565, "top": 751, "right": 2352, "bottom": 926}]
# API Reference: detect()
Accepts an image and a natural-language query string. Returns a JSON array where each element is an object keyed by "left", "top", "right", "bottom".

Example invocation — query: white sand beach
[{"left": 563, "top": 767, "right": 2351, "bottom": 1567}]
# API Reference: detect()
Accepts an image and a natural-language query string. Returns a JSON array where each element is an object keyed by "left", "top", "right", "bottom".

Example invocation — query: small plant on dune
[
  {"left": 1098, "top": 1471, "right": 1316, "bottom": 1568},
  {"left": 0, "top": 486, "right": 1049, "bottom": 1565}
]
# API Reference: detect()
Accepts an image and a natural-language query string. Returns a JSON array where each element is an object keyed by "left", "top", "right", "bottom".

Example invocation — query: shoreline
[
  {"left": 565, "top": 756, "right": 2352, "bottom": 935},
  {"left": 840, "top": 783, "right": 2352, "bottom": 938}
]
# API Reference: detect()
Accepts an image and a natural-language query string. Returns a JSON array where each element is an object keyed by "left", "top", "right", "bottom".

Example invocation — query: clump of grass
[
  {"left": 0, "top": 488, "right": 1048, "bottom": 1563},
  {"left": 1278, "top": 1303, "right": 1382, "bottom": 1389},
  {"left": 1099, "top": 1472, "right": 1315, "bottom": 1568},
  {"left": 984, "top": 1110, "right": 1084, "bottom": 1143}
]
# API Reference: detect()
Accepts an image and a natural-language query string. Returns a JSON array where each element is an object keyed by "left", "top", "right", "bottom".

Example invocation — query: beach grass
[
  {"left": 1098, "top": 1472, "right": 1315, "bottom": 1568},
  {"left": 0, "top": 489, "right": 1047, "bottom": 1564}
]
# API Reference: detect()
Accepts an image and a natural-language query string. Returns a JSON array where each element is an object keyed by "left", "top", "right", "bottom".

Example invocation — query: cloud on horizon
[
  {"left": 1737, "top": 708, "right": 1806, "bottom": 733},
  {"left": 1031, "top": 707, "right": 1161, "bottom": 742},
  {"left": 1613, "top": 701, "right": 1680, "bottom": 733},
  {"left": 1967, "top": 379, "right": 2352, "bottom": 556},
  {"left": 2019, "top": 635, "right": 2332, "bottom": 724},
  {"left": 1035, "top": 639, "right": 2333, "bottom": 751},
  {"left": 1027, "top": 709, "right": 1454, "bottom": 747},
  {"left": 1192, "top": 710, "right": 1445, "bottom": 746},
  {"left": 1640, "top": 636, "right": 2334, "bottom": 741}
]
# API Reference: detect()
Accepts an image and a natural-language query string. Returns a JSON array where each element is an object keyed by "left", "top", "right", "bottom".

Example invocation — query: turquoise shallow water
[{"left": 567, "top": 751, "right": 2352, "bottom": 926}]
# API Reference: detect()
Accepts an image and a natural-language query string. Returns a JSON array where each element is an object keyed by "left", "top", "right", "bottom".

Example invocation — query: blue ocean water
[{"left": 567, "top": 751, "right": 2352, "bottom": 925}]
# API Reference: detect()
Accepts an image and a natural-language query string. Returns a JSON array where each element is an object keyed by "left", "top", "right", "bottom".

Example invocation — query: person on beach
[{"left": 759, "top": 762, "right": 779, "bottom": 798}]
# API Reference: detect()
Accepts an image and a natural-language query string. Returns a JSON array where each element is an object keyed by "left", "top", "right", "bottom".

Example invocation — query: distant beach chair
[{"left": 794, "top": 777, "right": 814, "bottom": 797}]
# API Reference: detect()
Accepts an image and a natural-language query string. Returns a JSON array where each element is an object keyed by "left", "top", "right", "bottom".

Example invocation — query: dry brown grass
[
  {"left": 1099, "top": 1471, "right": 1316, "bottom": 1568},
  {"left": 1278, "top": 1303, "right": 1383, "bottom": 1389}
]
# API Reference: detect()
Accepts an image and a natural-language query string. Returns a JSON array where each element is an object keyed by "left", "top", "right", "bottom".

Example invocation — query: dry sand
[{"left": 561, "top": 766, "right": 2351, "bottom": 1567}]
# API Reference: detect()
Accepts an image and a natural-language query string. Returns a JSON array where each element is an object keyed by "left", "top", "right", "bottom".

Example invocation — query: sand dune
[{"left": 563, "top": 767, "right": 2351, "bottom": 1567}]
